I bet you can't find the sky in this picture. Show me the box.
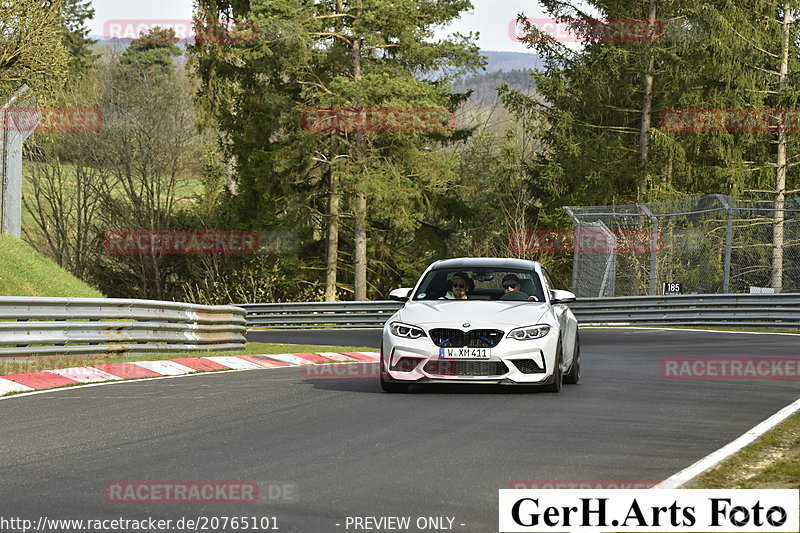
[88,0,548,53]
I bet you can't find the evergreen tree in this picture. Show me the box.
[191,0,483,299]
[507,0,708,208]
[62,0,97,79]
[118,28,182,74]
[508,0,799,290]
[697,1,800,291]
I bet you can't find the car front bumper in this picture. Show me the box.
[381,326,559,385]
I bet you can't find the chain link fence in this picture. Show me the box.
[564,194,800,296]
[1,85,40,238]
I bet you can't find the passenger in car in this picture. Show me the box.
[444,272,474,299]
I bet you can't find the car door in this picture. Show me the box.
[541,267,577,369]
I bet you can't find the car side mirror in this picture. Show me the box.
[388,288,412,302]
[550,289,576,304]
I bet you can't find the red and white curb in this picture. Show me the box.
[0,351,379,398]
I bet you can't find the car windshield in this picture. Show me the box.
[412,268,545,302]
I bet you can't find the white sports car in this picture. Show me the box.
[380,258,580,392]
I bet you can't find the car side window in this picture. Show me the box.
[527,274,546,302]
[541,267,557,291]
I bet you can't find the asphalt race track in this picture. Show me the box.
[1,328,799,532]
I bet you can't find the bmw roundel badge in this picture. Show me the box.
[462,323,470,328]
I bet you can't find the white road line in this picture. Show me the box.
[659,397,800,488]
[0,364,301,401]
[0,354,379,401]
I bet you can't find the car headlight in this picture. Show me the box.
[507,325,551,340]
[389,322,426,339]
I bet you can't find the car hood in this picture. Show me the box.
[396,300,549,327]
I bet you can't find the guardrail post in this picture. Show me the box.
[638,204,658,296]
[715,194,734,293]
[0,106,5,233]
[1,86,39,239]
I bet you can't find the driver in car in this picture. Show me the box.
[502,274,540,302]
[502,274,524,294]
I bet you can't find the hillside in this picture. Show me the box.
[480,51,542,72]
[0,234,103,297]
[90,38,542,74]
[453,69,536,106]
[451,68,539,135]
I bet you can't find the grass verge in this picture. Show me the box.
[0,234,103,297]
[686,410,800,489]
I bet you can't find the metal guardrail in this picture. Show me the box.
[0,297,247,358]
[243,301,402,329]
[241,294,800,330]
[567,293,800,328]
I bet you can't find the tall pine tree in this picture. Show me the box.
[62,0,97,80]
[698,1,800,290]
[191,0,482,299]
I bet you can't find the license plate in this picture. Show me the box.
[439,347,491,359]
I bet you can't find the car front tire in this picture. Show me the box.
[542,337,563,393]
[563,331,580,385]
